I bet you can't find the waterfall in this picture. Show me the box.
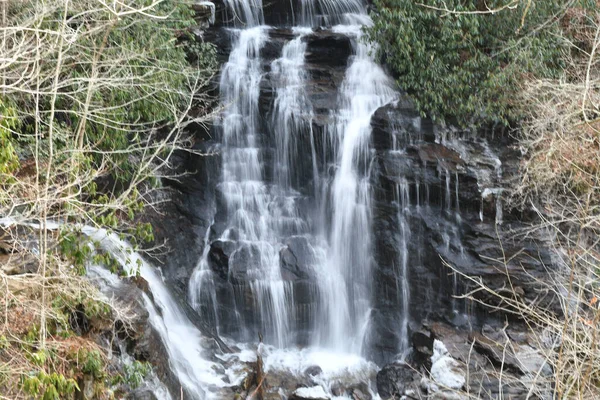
[395,180,411,354]
[223,0,264,26]
[183,0,419,377]
[217,25,297,347]
[187,0,403,354]
[189,220,223,333]
[318,20,397,351]
[298,0,365,27]
[270,27,314,190]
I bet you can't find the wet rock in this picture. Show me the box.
[350,387,369,400]
[264,367,312,393]
[412,328,434,366]
[147,145,220,293]
[376,362,420,399]
[127,390,158,400]
[280,236,313,280]
[417,143,464,171]
[207,239,236,279]
[305,31,352,67]
[304,366,323,377]
[229,244,261,282]
[347,383,372,400]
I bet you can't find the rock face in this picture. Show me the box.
[149,0,559,380]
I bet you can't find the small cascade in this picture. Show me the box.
[222,0,264,26]
[270,27,314,190]
[395,180,411,353]
[444,168,451,211]
[318,20,397,351]
[189,221,226,333]
[83,227,238,400]
[298,0,365,26]
[214,25,298,348]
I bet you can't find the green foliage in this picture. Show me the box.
[22,371,79,400]
[60,0,216,182]
[59,229,93,275]
[123,360,152,389]
[367,0,580,125]
[7,0,216,184]
[0,97,20,178]
[78,349,105,379]
[51,290,111,330]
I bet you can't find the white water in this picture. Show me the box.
[84,226,382,399]
[318,19,397,351]
[395,180,411,353]
[83,227,237,400]
[188,220,224,333]
[218,25,299,348]
[271,27,314,190]
[183,0,414,396]
[223,0,264,26]
[298,0,365,26]
[188,1,402,356]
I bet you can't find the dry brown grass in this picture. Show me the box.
[466,7,600,399]
[0,223,137,399]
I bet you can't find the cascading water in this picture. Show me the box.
[297,0,365,26]
[222,0,263,26]
[395,180,411,354]
[270,27,314,191]
[188,0,402,356]
[189,220,224,332]
[82,227,243,400]
[217,25,298,347]
[317,20,397,351]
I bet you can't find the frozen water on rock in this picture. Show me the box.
[294,386,330,399]
[429,340,465,391]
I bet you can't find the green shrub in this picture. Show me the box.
[366,0,586,126]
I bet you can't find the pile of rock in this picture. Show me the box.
[376,322,553,399]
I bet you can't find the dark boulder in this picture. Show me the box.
[229,244,261,282]
[304,366,323,377]
[280,236,314,280]
[305,30,352,67]
[376,362,420,399]
[207,239,236,279]
[411,328,434,367]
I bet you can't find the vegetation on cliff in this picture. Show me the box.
[367,0,595,126]
[0,0,215,398]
